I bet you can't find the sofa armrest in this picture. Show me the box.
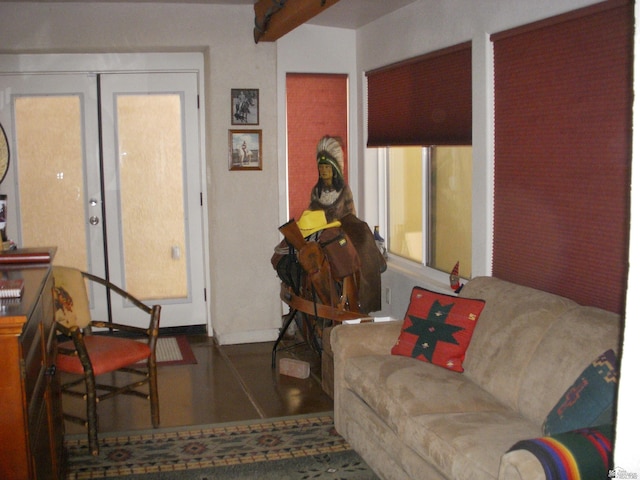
[498,450,545,480]
[498,425,613,480]
[331,320,403,360]
[331,320,403,434]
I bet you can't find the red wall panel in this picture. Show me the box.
[286,73,348,222]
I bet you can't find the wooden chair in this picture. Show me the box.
[52,266,161,456]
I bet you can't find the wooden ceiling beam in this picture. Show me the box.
[254,0,341,43]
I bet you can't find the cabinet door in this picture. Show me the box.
[25,288,53,479]
[0,334,31,479]
[26,271,62,480]
[0,269,60,479]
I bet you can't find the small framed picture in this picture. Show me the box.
[229,130,262,171]
[231,89,259,125]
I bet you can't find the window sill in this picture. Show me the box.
[385,254,462,295]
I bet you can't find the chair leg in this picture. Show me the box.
[149,357,160,428]
[84,370,100,456]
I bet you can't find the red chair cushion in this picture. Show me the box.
[57,336,152,376]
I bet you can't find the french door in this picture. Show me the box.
[0,68,207,329]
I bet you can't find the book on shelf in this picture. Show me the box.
[0,278,24,298]
[0,247,55,265]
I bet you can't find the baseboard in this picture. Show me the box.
[159,324,207,336]
[57,324,208,342]
[216,328,280,345]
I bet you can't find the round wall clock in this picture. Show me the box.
[0,123,9,185]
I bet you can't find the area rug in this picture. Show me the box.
[64,413,377,479]
[137,336,197,366]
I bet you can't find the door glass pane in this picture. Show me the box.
[15,96,88,270]
[116,94,187,300]
[388,147,423,262]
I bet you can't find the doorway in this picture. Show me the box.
[0,54,208,330]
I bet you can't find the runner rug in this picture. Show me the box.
[64,413,377,480]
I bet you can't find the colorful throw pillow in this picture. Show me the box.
[507,424,612,480]
[391,286,485,372]
[543,349,618,435]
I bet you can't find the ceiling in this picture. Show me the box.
[6,0,419,30]
[305,0,418,29]
[180,0,419,29]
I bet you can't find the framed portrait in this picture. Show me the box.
[231,89,259,125]
[229,130,262,171]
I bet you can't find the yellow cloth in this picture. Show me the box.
[52,266,91,329]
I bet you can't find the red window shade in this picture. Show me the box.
[492,0,632,313]
[366,42,472,147]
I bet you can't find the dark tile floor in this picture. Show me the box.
[62,333,333,436]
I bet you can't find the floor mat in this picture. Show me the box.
[138,336,197,366]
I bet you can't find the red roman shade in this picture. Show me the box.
[366,42,472,147]
[492,0,632,313]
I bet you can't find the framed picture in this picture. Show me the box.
[229,130,262,171]
[231,89,259,125]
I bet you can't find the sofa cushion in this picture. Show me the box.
[458,277,577,412]
[344,354,505,435]
[542,349,618,435]
[400,410,541,480]
[516,305,620,426]
[458,277,620,425]
[391,286,485,372]
[503,424,612,480]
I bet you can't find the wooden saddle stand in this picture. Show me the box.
[271,215,385,367]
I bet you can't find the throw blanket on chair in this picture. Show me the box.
[508,424,612,480]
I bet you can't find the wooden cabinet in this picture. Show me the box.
[0,266,64,479]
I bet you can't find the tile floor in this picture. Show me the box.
[62,333,333,436]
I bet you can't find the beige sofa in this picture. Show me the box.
[331,276,620,480]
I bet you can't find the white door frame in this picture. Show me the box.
[0,52,212,334]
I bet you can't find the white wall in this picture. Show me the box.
[614,1,640,472]
[0,2,283,344]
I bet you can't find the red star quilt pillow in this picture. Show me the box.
[391,286,485,372]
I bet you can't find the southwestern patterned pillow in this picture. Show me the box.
[543,349,618,435]
[391,286,485,372]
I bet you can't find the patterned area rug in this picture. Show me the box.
[64,413,377,479]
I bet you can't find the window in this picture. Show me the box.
[366,42,473,281]
[384,145,472,279]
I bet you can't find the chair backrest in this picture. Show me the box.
[52,266,91,329]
